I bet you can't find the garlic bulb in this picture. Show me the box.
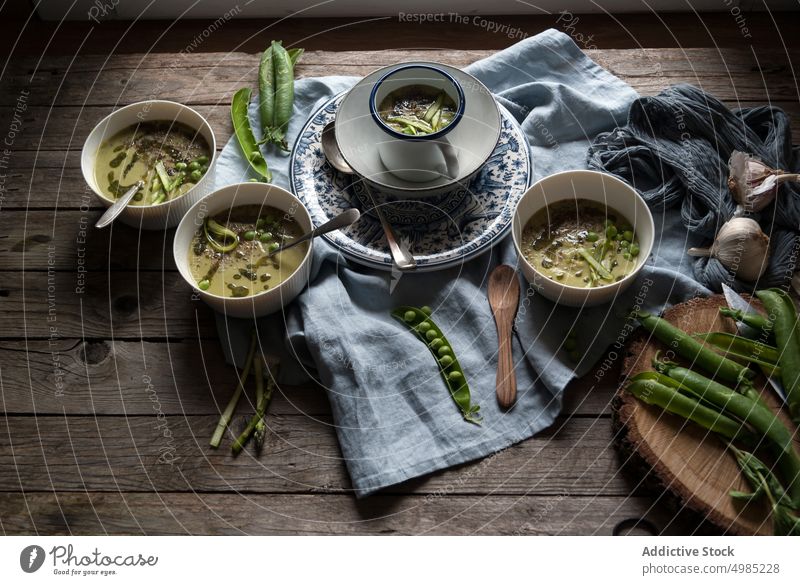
[687,217,770,282]
[728,150,800,214]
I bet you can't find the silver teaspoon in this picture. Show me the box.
[268,208,361,257]
[95,180,144,229]
[320,121,416,271]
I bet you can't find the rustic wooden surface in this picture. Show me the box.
[1,26,798,535]
[618,296,800,536]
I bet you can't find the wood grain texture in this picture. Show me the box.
[617,295,800,536]
[0,340,615,416]
[0,271,215,339]
[5,37,793,534]
[0,415,629,496]
[2,48,798,108]
[0,491,713,536]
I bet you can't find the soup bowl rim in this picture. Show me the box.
[82,99,217,209]
[511,169,655,302]
[173,182,313,303]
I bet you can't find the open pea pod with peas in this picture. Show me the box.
[391,306,482,425]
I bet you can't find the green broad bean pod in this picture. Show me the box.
[392,306,482,425]
[755,289,800,425]
[231,87,272,182]
[270,41,294,150]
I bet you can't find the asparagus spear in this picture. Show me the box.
[210,330,257,448]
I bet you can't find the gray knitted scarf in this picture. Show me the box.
[588,84,799,293]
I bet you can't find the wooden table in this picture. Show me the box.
[1,39,798,535]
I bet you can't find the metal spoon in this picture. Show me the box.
[488,264,521,409]
[267,208,361,257]
[95,180,144,229]
[321,121,416,271]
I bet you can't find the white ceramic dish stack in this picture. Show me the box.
[335,62,502,199]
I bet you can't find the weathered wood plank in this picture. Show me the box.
[0,271,215,339]
[0,340,616,417]
[0,415,629,496]
[0,339,329,417]
[1,210,180,271]
[4,47,795,79]
[2,48,797,106]
[0,492,712,535]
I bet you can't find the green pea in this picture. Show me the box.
[188,161,201,171]
[585,231,599,242]
[133,192,144,201]
[198,279,210,291]
[190,170,203,182]
[268,242,280,253]
[201,165,209,173]
[256,218,266,229]
[259,233,272,243]
[629,244,640,257]
[425,329,438,342]
[248,178,260,182]
[619,240,629,248]
[243,231,256,241]
[448,371,463,383]
[430,338,444,350]
[606,225,618,238]
[623,230,633,242]
[439,355,454,367]
[564,338,577,352]
[403,310,416,323]
[418,322,431,333]
[623,252,633,261]
[438,346,452,357]
[420,306,432,316]
[196,155,209,165]
[175,162,187,171]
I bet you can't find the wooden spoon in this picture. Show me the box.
[488,264,521,409]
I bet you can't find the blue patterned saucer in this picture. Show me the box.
[289,93,531,272]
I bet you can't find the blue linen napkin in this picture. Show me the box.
[212,29,710,496]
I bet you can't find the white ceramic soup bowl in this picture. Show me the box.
[173,183,313,319]
[81,100,217,230]
[512,170,654,307]
[335,61,501,199]
[369,64,465,183]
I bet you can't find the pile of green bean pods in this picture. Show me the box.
[392,306,482,425]
[230,41,304,182]
[629,295,800,535]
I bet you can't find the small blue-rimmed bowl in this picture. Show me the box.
[369,64,466,183]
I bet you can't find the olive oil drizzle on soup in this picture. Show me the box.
[94,121,211,205]
[189,205,308,298]
[520,199,641,288]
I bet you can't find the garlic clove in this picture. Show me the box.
[727,150,800,214]
[687,217,770,282]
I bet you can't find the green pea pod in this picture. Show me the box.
[392,306,482,425]
[231,87,271,182]
[755,289,800,425]
[258,44,275,136]
[287,47,304,68]
[270,41,294,151]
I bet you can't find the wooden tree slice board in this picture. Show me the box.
[617,295,799,536]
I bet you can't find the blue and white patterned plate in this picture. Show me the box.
[290,93,531,272]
